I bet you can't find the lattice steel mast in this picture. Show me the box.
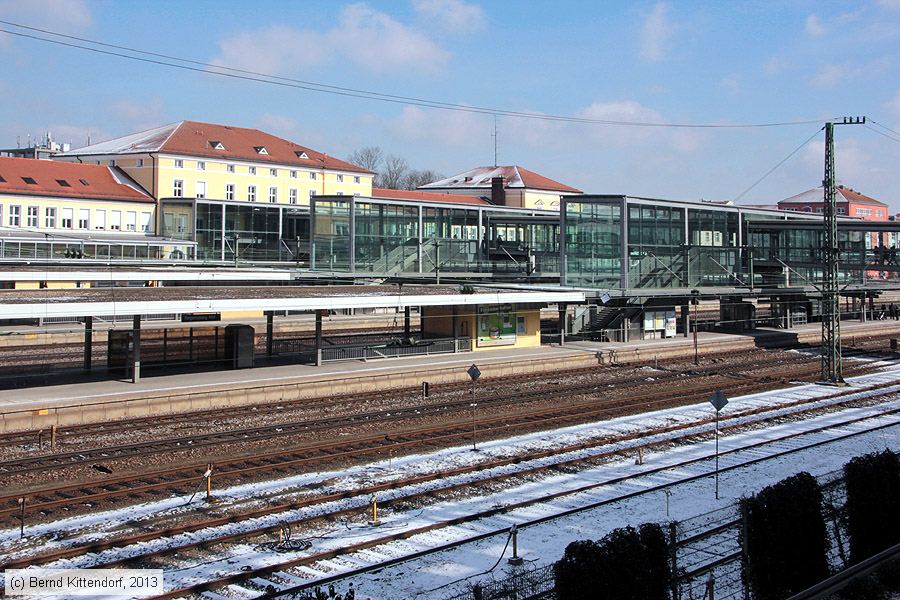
[821,116,865,384]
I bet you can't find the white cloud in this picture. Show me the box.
[111,98,166,131]
[213,3,449,76]
[388,105,490,147]
[412,0,485,33]
[49,124,110,148]
[639,3,674,62]
[805,14,827,36]
[0,0,91,49]
[801,137,870,184]
[763,56,789,75]
[887,89,900,113]
[811,63,846,88]
[721,76,740,95]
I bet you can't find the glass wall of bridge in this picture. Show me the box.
[562,198,623,288]
[627,203,686,288]
[422,206,479,273]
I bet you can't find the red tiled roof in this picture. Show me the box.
[420,165,581,193]
[371,188,489,205]
[163,121,373,174]
[514,166,582,193]
[837,185,887,207]
[0,157,153,202]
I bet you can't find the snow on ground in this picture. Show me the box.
[1,358,899,599]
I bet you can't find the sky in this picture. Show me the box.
[1,0,899,209]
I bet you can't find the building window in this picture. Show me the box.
[77,209,90,229]
[56,179,71,187]
[79,178,89,186]
[309,189,317,198]
[95,209,106,230]
[174,159,184,168]
[22,177,36,185]
[354,176,360,184]
[45,207,56,228]
[269,186,278,203]
[197,161,206,171]
[61,207,74,229]
[290,170,297,178]
[126,211,137,232]
[26,206,38,227]
[249,166,257,175]
[255,146,268,155]
[227,164,235,173]
[248,185,257,202]
[110,210,121,230]
[225,183,235,201]
[337,174,344,182]
[837,207,846,215]
[196,181,207,199]
[173,179,184,197]
[270,168,278,177]
[140,212,152,233]
[289,189,298,204]
[310,172,317,180]
[137,158,144,167]
[108,159,116,167]
[336,191,344,196]
[8,205,21,227]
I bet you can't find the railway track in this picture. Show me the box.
[1,341,886,453]
[3,379,896,598]
[0,357,883,528]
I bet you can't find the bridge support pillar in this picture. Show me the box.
[266,312,274,357]
[315,310,323,366]
[131,315,141,384]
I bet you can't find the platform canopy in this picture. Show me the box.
[0,285,585,319]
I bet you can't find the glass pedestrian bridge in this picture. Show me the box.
[561,195,900,292]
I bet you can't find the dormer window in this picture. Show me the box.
[22,177,37,185]
[210,141,226,150]
[0,175,5,183]
[295,151,309,159]
[79,179,89,186]
[255,146,269,155]
[56,179,71,187]
[464,177,472,182]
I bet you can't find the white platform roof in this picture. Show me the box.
[0,288,585,320]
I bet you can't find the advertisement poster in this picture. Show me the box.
[477,306,517,347]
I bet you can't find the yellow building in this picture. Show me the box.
[55,121,374,262]
[418,165,581,210]
[0,156,193,275]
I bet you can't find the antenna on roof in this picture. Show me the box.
[492,114,498,167]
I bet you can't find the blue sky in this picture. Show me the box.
[1,0,899,208]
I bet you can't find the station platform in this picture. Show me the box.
[1,319,899,433]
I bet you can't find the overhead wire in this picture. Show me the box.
[731,127,824,202]
[0,20,827,129]
[869,119,900,139]
[864,123,900,145]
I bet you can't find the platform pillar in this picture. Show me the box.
[681,305,689,338]
[131,315,141,384]
[558,303,566,346]
[315,310,323,366]
[266,312,274,357]
[404,306,411,338]
[452,305,459,352]
[83,316,93,371]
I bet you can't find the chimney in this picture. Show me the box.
[491,176,506,206]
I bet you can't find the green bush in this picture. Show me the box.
[843,450,900,563]
[554,523,671,600]
[740,472,830,600]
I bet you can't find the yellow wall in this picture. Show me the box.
[153,155,373,206]
[421,305,541,352]
[0,193,156,235]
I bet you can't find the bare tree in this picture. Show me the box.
[378,155,409,189]
[402,169,444,190]
[346,146,383,173]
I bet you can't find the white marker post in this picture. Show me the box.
[709,390,728,500]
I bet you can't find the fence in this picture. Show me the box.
[320,336,470,362]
